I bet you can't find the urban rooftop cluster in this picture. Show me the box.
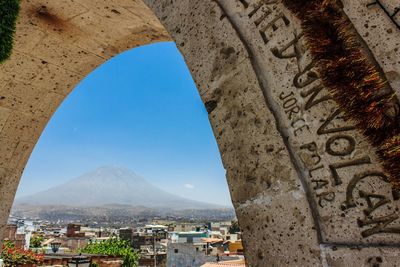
[1,217,245,267]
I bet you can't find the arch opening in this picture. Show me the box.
[8,42,240,267]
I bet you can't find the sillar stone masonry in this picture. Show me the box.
[0,0,399,266]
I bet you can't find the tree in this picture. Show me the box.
[229,220,241,234]
[79,238,139,267]
[30,235,44,248]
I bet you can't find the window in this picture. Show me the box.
[174,249,179,253]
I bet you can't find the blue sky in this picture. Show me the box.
[16,42,232,207]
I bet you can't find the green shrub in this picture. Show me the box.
[79,238,139,267]
[0,0,20,63]
[29,235,44,248]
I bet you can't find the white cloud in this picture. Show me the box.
[184,183,195,189]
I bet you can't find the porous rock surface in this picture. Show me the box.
[0,0,400,266]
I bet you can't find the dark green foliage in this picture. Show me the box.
[30,235,44,248]
[0,0,20,63]
[229,220,241,234]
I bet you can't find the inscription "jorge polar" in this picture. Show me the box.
[233,0,400,243]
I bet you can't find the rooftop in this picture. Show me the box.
[201,259,246,267]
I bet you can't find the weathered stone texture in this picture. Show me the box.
[0,0,400,266]
[342,0,400,96]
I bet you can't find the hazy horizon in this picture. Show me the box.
[16,165,231,206]
[15,42,233,207]
[16,165,231,209]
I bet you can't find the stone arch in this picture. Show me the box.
[1,0,400,266]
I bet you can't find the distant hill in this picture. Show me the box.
[11,203,235,224]
[15,166,224,210]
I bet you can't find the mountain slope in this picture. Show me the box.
[16,166,221,209]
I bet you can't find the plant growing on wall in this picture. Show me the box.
[79,238,139,267]
[282,0,400,188]
[0,0,20,63]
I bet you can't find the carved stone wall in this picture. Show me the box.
[0,0,399,266]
